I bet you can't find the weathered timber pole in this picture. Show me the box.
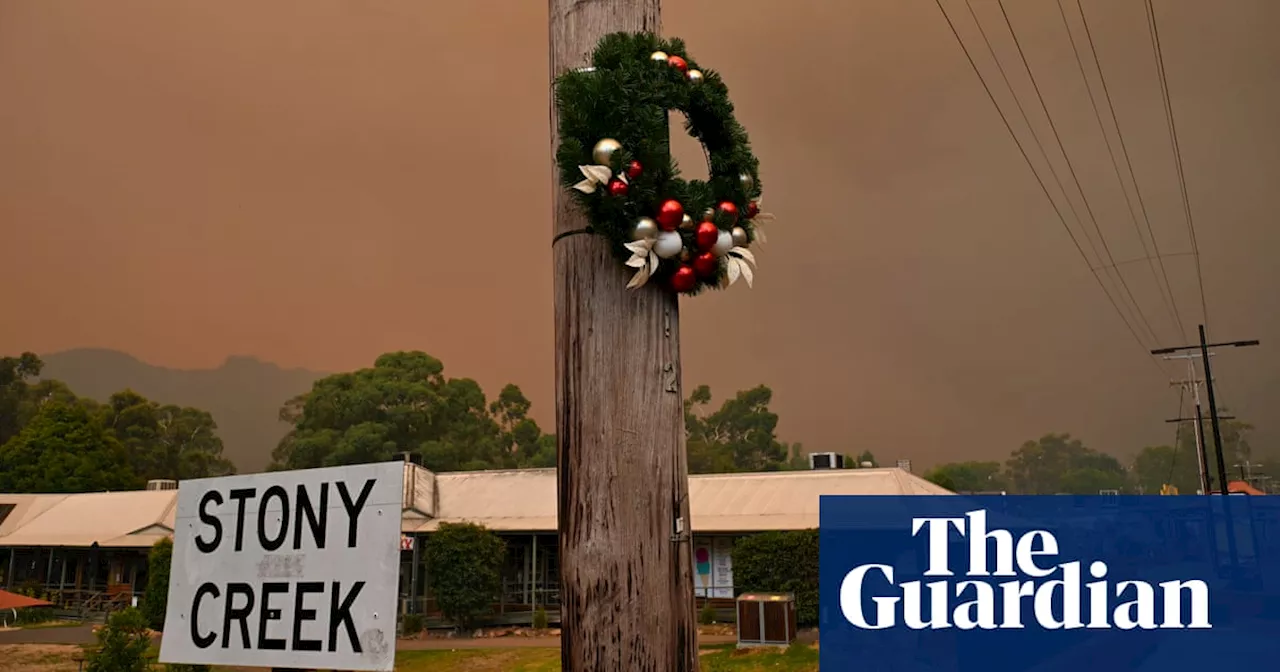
[549,1,699,671]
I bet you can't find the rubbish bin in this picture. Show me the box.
[735,592,796,647]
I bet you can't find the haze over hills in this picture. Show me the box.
[40,348,327,472]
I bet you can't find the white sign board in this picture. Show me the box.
[159,462,403,671]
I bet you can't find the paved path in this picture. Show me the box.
[0,623,95,645]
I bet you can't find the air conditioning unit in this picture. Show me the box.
[146,479,179,491]
[808,452,844,470]
[896,459,912,473]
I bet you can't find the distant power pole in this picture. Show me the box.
[1152,326,1260,497]
[1153,325,1258,575]
[549,1,698,671]
[1162,352,1214,494]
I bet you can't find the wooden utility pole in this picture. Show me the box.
[549,1,698,671]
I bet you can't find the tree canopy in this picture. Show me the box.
[1130,411,1261,494]
[0,352,235,493]
[685,384,793,474]
[269,351,553,472]
[923,460,1006,493]
[0,399,141,493]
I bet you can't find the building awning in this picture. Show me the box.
[0,589,52,610]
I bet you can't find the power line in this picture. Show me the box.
[994,0,1164,350]
[960,0,1087,247]
[933,0,1166,373]
[1145,0,1210,328]
[1059,0,1185,343]
[1075,0,1188,344]
[1093,250,1196,274]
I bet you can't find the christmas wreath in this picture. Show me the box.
[554,32,770,295]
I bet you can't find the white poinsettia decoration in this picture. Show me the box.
[722,246,756,288]
[749,196,772,244]
[572,164,627,194]
[623,239,661,289]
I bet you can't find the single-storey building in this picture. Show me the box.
[0,464,951,623]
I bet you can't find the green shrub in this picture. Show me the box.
[15,606,57,625]
[731,529,819,626]
[423,522,507,630]
[532,606,549,630]
[141,537,173,631]
[400,612,424,635]
[86,607,152,672]
[164,665,210,672]
[699,601,716,625]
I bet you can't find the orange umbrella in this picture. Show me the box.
[0,589,52,610]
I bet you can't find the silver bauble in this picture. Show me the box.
[650,51,669,63]
[631,217,659,241]
[686,69,705,85]
[592,138,623,166]
[739,173,755,192]
[731,226,749,247]
[701,208,715,223]
[679,214,695,231]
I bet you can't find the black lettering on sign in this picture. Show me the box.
[294,483,328,551]
[228,488,256,552]
[221,582,255,649]
[257,582,289,650]
[292,581,324,652]
[195,491,223,553]
[257,486,290,552]
[328,581,365,653]
[190,582,219,649]
[337,479,376,548]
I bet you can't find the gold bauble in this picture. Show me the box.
[731,226,749,247]
[592,138,623,166]
[631,217,659,241]
[650,51,669,63]
[739,173,755,192]
[679,214,695,231]
[686,69,704,85]
[701,208,716,223]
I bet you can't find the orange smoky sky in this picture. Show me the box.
[1,0,1277,467]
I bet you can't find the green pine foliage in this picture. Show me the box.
[732,530,819,626]
[554,32,762,295]
[423,522,507,630]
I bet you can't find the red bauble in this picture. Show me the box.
[625,160,643,179]
[693,252,719,278]
[667,55,689,73]
[607,179,629,197]
[717,201,739,225]
[656,199,685,231]
[695,222,720,252]
[670,265,697,292]
[745,200,759,218]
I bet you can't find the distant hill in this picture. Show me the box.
[40,349,326,473]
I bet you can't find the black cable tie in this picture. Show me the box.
[552,227,595,247]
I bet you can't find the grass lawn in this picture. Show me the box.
[0,641,819,671]
[19,621,82,630]
[387,643,817,672]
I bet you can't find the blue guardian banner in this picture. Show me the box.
[819,495,1280,671]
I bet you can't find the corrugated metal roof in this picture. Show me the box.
[0,490,178,547]
[0,466,951,546]
[413,467,952,532]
